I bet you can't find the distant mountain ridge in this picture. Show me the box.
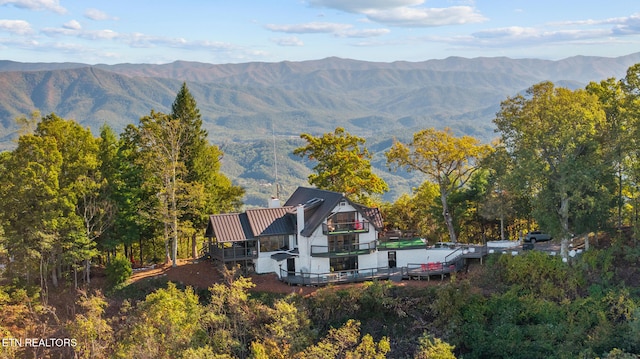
[1,53,640,204]
[2,53,640,142]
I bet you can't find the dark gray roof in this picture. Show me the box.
[284,187,345,237]
[270,249,299,261]
[207,187,384,242]
[246,207,296,236]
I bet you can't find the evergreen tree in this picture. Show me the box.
[171,83,243,257]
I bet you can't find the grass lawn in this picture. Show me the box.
[378,238,426,250]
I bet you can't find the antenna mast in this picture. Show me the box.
[272,124,280,199]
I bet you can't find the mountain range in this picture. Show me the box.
[1,53,640,205]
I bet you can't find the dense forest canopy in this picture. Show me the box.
[0,65,640,358]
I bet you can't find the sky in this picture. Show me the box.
[1,0,639,65]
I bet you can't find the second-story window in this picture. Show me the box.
[327,212,357,232]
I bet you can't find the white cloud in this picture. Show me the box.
[42,25,120,41]
[0,0,66,14]
[542,13,640,37]
[265,21,389,38]
[0,19,33,35]
[409,11,640,53]
[84,8,118,21]
[82,29,119,41]
[62,20,81,30]
[364,5,486,27]
[39,22,242,54]
[308,0,486,27]
[308,0,423,13]
[265,22,353,34]
[426,26,614,50]
[272,36,304,47]
[338,28,390,38]
[471,26,538,40]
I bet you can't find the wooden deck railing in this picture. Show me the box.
[209,245,258,262]
[279,266,395,286]
[322,221,370,235]
[310,240,377,257]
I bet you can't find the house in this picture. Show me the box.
[205,187,484,284]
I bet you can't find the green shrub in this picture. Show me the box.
[106,256,132,287]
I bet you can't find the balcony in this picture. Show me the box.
[209,243,258,262]
[322,221,370,235]
[310,240,377,257]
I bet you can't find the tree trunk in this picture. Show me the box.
[618,167,623,229]
[40,257,48,305]
[440,186,457,243]
[171,160,178,267]
[84,258,90,285]
[139,237,144,267]
[164,222,171,264]
[559,193,570,258]
[192,233,197,259]
[51,259,58,288]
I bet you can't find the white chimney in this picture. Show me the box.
[268,196,281,208]
[296,204,305,235]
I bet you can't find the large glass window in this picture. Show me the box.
[328,234,356,252]
[327,211,357,232]
[259,235,289,252]
[330,256,358,271]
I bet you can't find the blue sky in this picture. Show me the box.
[1,0,639,64]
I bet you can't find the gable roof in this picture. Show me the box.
[283,187,384,237]
[245,207,296,237]
[207,187,385,242]
[205,213,252,242]
[284,187,345,237]
[206,207,296,242]
[354,204,384,230]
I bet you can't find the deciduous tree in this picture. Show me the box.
[294,127,388,205]
[138,110,191,267]
[115,282,204,359]
[386,128,492,243]
[494,82,610,255]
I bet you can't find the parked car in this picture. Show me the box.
[524,231,552,243]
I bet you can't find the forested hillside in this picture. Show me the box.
[2,54,640,204]
[1,60,640,358]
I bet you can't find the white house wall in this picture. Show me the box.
[255,254,279,275]
[358,252,378,270]
[255,234,295,275]
[378,248,457,268]
[296,234,330,275]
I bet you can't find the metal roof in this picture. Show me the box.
[207,187,384,242]
[205,213,253,242]
[354,204,384,230]
[245,207,296,237]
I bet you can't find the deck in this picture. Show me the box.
[278,241,492,286]
[279,267,395,286]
